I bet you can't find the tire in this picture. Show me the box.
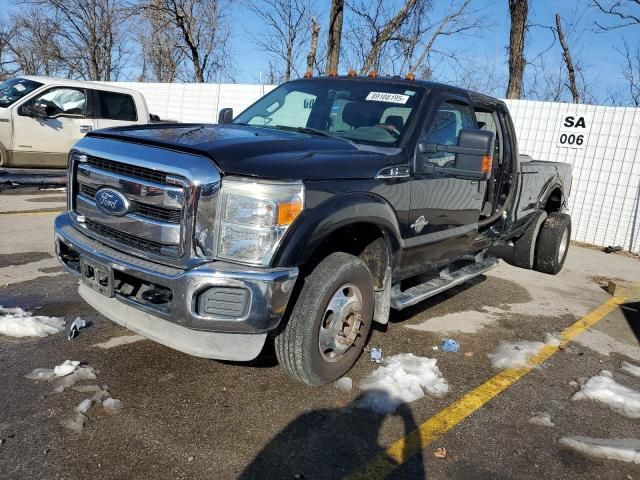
[275,252,374,385]
[511,211,548,269]
[534,212,571,275]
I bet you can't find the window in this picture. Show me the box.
[97,91,137,121]
[423,101,475,167]
[475,109,501,163]
[30,88,86,117]
[233,79,424,147]
[246,91,315,128]
[0,78,43,108]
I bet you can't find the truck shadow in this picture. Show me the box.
[238,390,426,479]
[621,301,640,344]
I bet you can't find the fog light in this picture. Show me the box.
[197,287,250,319]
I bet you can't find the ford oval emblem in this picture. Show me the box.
[95,188,130,217]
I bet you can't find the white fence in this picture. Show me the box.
[110,82,640,254]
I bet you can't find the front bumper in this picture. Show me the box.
[54,213,298,360]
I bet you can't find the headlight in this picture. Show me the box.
[215,177,304,266]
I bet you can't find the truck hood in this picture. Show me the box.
[86,123,405,180]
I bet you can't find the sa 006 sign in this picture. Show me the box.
[557,115,589,150]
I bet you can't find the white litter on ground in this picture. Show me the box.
[24,368,56,381]
[102,398,123,414]
[75,399,93,414]
[572,370,640,418]
[487,334,562,370]
[621,361,640,378]
[93,335,145,349]
[0,306,65,338]
[54,360,80,377]
[559,436,640,464]
[528,412,555,427]
[357,353,448,414]
[61,413,87,433]
[335,377,353,391]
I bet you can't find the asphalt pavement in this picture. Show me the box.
[0,190,639,480]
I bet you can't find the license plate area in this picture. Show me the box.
[80,257,114,297]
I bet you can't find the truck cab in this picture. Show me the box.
[0,76,151,169]
[54,76,572,385]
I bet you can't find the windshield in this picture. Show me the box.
[0,78,43,108]
[233,79,425,147]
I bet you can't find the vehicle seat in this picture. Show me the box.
[384,115,404,131]
[342,102,382,128]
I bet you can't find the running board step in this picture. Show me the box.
[391,256,499,310]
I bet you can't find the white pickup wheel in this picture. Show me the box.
[534,212,572,275]
[274,252,374,385]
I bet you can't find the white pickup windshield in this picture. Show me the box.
[0,78,43,108]
[234,79,424,147]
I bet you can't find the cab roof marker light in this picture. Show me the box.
[405,72,416,81]
[368,70,378,78]
[304,69,313,78]
[328,70,338,77]
[347,69,357,77]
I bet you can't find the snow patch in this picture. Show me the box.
[335,377,353,391]
[572,370,640,418]
[621,361,640,378]
[54,360,80,377]
[488,334,561,370]
[61,413,87,433]
[102,397,123,414]
[0,306,65,338]
[357,353,448,414]
[559,436,640,464]
[528,412,555,427]
[93,335,145,349]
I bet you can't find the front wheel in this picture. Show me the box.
[275,252,374,385]
[534,212,571,275]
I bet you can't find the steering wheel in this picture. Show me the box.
[374,123,401,138]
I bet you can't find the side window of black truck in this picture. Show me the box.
[423,101,475,167]
[97,91,137,121]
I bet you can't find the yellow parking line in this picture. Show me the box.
[0,210,63,216]
[349,295,628,479]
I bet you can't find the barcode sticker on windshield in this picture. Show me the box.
[366,92,409,104]
[14,83,26,92]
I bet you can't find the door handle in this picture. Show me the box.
[79,125,92,133]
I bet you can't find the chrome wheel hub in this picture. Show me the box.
[319,283,364,362]
[558,228,569,262]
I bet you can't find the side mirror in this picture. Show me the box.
[22,104,47,118]
[454,129,494,180]
[218,107,233,124]
[417,129,494,180]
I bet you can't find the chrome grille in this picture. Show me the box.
[79,184,182,224]
[85,219,168,254]
[69,140,220,268]
[86,156,169,184]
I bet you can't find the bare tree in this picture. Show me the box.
[406,0,480,75]
[140,0,231,83]
[617,40,640,106]
[506,0,528,99]
[555,13,580,103]
[0,23,14,79]
[348,0,422,75]
[592,0,640,30]
[21,0,130,81]
[306,17,321,72]
[247,0,310,82]
[138,0,183,82]
[325,0,344,74]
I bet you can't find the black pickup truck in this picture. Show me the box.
[54,76,572,385]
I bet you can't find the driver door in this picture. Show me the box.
[11,86,94,168]
[404,98,486,271]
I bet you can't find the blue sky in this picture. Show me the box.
[2,0,638,103]
[229,0,639,103]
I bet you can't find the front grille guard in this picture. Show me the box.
[67,146,221,269]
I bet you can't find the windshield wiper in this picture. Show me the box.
[272,125,357,146]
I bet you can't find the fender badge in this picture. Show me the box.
[411,216,428,234]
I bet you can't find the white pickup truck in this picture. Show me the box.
[0,76,154,169]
